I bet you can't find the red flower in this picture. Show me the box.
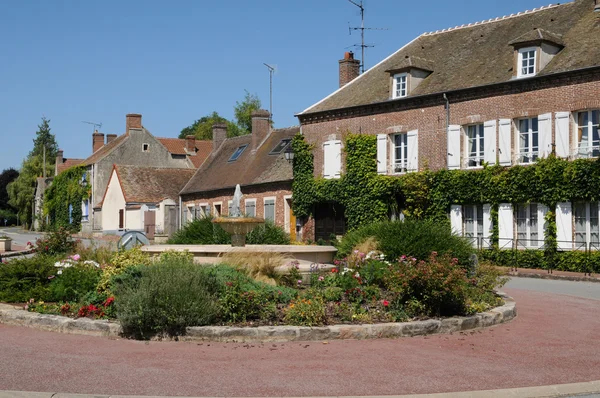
[382,300,390,307]
[331,268,338,273]
[103,297,114,307]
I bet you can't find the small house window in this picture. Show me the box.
[393,133,408,173]
[245,199,256,217]
[264,198,275,222]
[392,73,408,98]
[574,202,600,247]
[142,143,149,152]
[463,204,484,242]
[229,144,248,162]
[516,203,539,248]
[577,110,600,158]
[518,47,537,78]
[269,139,291,155]
[518,117,539,164]
[466,124,484,168]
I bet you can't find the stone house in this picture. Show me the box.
[296,0,600,245]
[180,110,300,240]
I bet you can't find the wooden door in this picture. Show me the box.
[286,198,296,241]
[118,209,124,229]
[314,202,346,242]
[144,211,156,239]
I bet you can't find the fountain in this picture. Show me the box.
[212,184,264,247]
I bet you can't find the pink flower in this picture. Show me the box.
[71,254,81,261]
[318,276,325,282]
[297,279,303,285]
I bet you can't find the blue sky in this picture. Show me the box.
[0,0,552,171]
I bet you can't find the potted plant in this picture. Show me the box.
[0,236,12,252]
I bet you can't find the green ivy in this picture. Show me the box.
[291,133,600,256]
[44,166,90,232]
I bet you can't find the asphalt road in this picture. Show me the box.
[505,277,600,300]
[0,278,600,397]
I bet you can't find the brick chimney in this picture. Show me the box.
[55,149,63,175]
[106,134,117,144]
[185,135,196,153]
[339,51,360,88]
[126,113,142,133]
[92,131,105,153]
[212,123,227,153]
[251,109,271,151]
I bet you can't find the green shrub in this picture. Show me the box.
[0,255,56,302]
[480,249,600,273]
[168,217,230,244]
[34,227,76,255]
[246,221,290,245]
[220,279,277,323]
[48,263,101,302]
[97,247,151,293]
[337,219,475,266]
[283,297,327,326]
[113,257,220,339]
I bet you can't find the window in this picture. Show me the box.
[323,140,342,179]
[198,204,210,218]
[518,47,536,78]
[392,73,407,98]
[213,203,222,217]
[264,198,275,222]
[186,205,194,222]
[463,205,484,242]
[229,144,248,162]
[574,202,599,247]
[142,143,149,152]
[393,133,408,173]
[466,124,484,168]
[516,203,540,247]
[228,200,233,216]
[82,199,89,222]
[518,117,539,164]
[269,139,291,155]
[577,110,600,158]
[245,199,256,217]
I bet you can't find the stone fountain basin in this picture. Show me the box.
[212,217,265,235]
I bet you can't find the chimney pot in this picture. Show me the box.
[339,52,361,88]
[251,109,271,151]
[126,113,142,133]
[212,124,227,153]
[92,131,105,153]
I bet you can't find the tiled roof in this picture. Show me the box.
[82,134,128,166]
[180,127,299,195]
[300,0,599,115]
[56,158,84,174]
[113,165,196,204]
[157,138,213,168]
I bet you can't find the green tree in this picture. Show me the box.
[178,111,241,140]
[234,90,262,134]
[0,168,19,210]
[7,117,58,228]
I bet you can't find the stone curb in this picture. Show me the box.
[0,293,515,342]
[1,379,599,397]
[509,271,600,284]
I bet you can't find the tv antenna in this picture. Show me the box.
[263,63,276,122]
[82,120,102,132]
[347,0,388,73]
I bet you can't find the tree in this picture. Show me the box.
[8,117,58,228]
[178,111,241,140]
[234,90,262,134]
[0,168,19,210]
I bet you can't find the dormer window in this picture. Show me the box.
[518,47,537,78]
[393,73,408,98]
[228,144,248,162]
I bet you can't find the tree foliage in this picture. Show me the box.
[234,90,261,134]
[30,117,58,160]
[44,165,90,231]
[0,168,19,210]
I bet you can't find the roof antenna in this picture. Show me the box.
[263,63,276,123]
[82,120,102,132]
[347,0,388,73]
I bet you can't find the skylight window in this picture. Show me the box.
[228,144,248,162]
[269,139,291,155]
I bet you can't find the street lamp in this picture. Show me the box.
[284,145,294,163]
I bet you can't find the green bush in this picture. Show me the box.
[480,249,600,273]
[97,247,151,293]
[0,255,56,302]
[246,221,290,245]
[167,217,230,244]
[337,219,475,266]
[48,264,101,302]
[220,279,277,323]
[34,227,76,255]
[283,297,327,326]
[113,257,220,339]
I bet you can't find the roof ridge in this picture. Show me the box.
[422,3,564,37]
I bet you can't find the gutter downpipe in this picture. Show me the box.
[178,195,182,232]
[443,93,450,136]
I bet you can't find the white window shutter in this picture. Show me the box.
[555,112,570,158]
[407,129,419,172]
[498,203,514,249]
[377,134,388,174]
[538,204,548,247]
[538,113,552,158]
[450,205,463,235]
[323,141,332,178]
[556,202,573,250]
[447,125,461,170]
[498,119,512,166]
[332,140,342,178]
[483,204,492,248]
[483,120,497,165]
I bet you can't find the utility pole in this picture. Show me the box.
[42,145,46,178]
[263,63,275,122]
[347,0,387,73]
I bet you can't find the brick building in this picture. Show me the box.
[296,0,600,245]
[180,111,300,240]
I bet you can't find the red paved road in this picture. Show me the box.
[1,288,599,397]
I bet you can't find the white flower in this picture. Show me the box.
[355,272,360,278]
[57,270,62,275]
[54,262,63,267]
[83,260,100,268]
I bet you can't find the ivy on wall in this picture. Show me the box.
[291,132,600,253]
[44,166,90,232]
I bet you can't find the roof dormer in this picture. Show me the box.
[386,56,433,99]
[509,28,564,78]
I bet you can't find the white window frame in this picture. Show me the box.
[142,143,150,152]
[198,203,210,218]
[463,204,484,242]
[244,198,256,217]
[573,202,600,249]
[81,199,89,222]
[263,197,276,222]
[213,201,222,217]
[465,124,484,168]
[392,73,408,99]
[576,110,600,159]
[392,133,408,174]
[186,205,194,222]
[515,203,540,248]
[517,117,539,164]
[517,47,537,78]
